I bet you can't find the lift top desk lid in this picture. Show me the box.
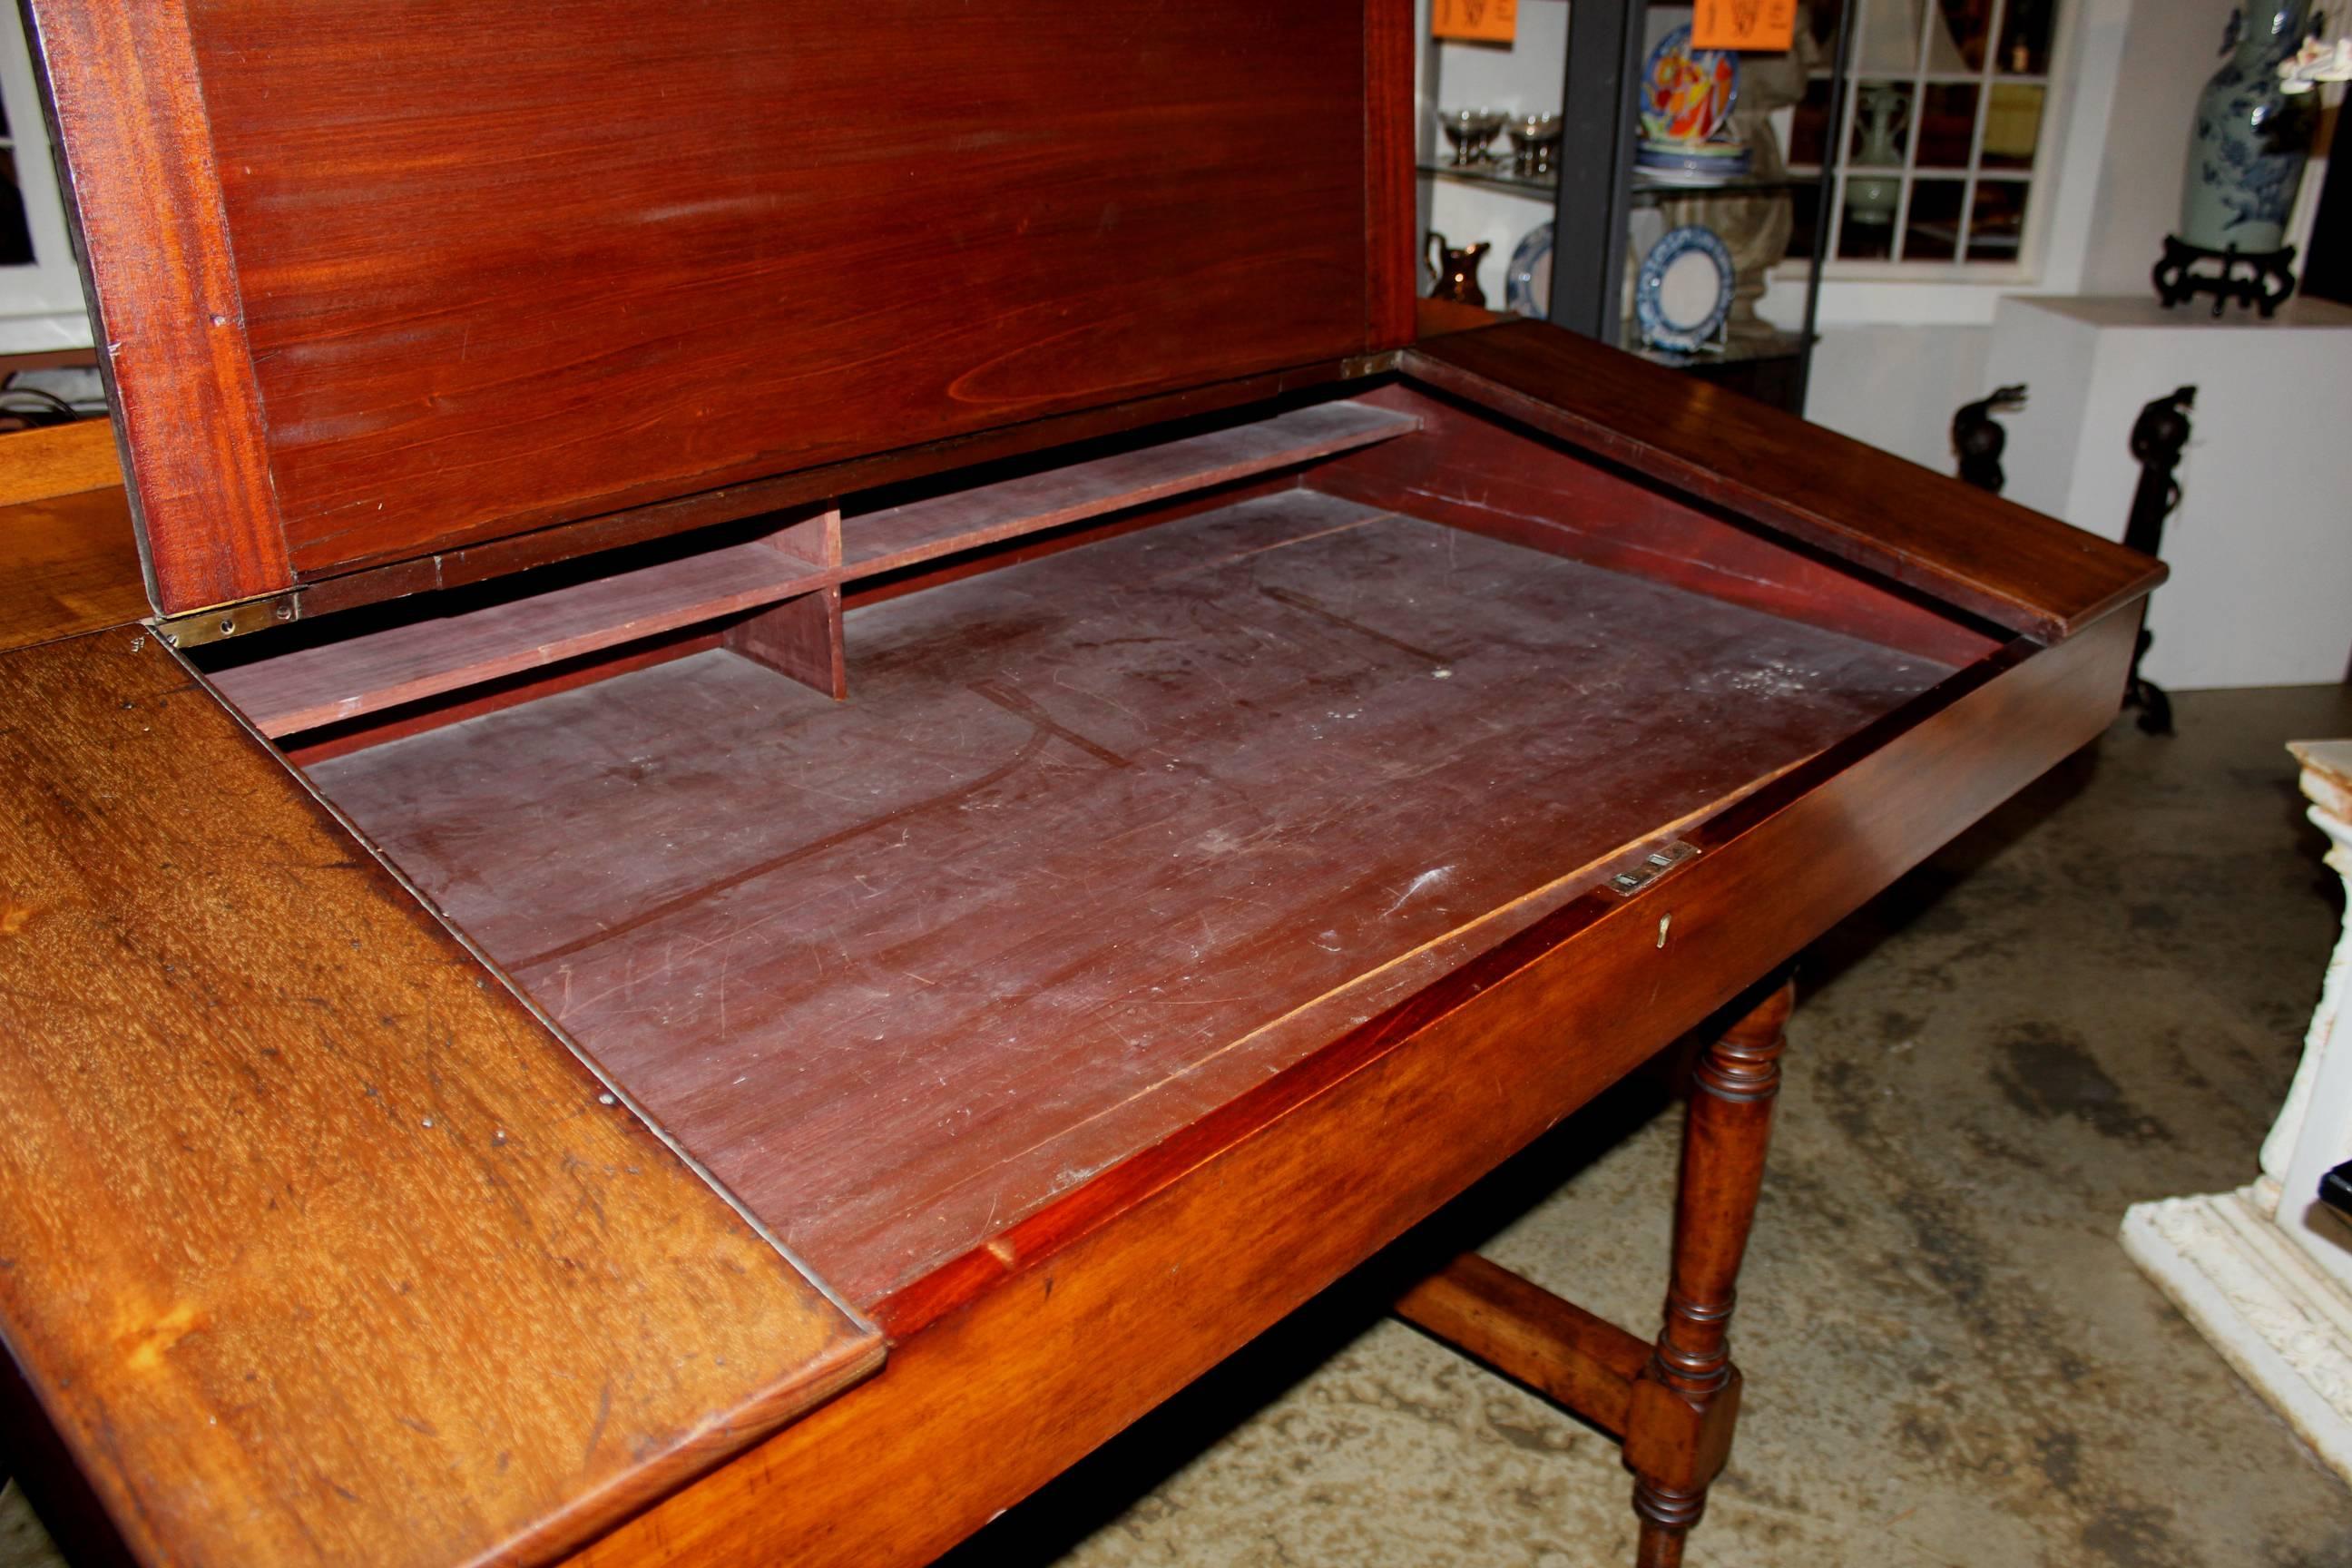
[29,0,1416,619]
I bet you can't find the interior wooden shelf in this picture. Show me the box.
[210,541,832,737]
[840,399,1418,574]
[209,399,1418,739]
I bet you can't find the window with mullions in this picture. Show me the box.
[1784,0,2060,271]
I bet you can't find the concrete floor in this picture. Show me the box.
[8,685,2352,1567]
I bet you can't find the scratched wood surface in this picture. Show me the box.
[1405,322,2164,642]
[32,0,1405,612]
[311,491,1952,1306]
[0,631,879,1568]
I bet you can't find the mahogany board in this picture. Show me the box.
[33,0,1404,612]
[0,631,879,1568]
[308,491,1954,1306]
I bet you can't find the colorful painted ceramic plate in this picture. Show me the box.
[1505,221,1553,319]
[1634,225,1734,353]
[1640,25,1740,146]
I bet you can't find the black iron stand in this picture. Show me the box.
[2121,386,2196,736]
[1950,383,2028,495]
[2153,235,2298,318]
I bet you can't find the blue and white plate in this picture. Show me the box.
[1505,221,1552,319]
[1633,225,1734,354]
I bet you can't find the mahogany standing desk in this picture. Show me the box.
[0,5,2158,1565]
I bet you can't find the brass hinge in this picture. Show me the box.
[152,592,300,649]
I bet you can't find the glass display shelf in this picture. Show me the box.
[1417,161,1820,203]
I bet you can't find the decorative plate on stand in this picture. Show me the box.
[1505,222,1553,318]
[1634,225,1735,353]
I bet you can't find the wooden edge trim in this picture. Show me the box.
[1362,0,1416,349]
[568,612,2138,1568]
[1400,323,2167,642]
[24,0,288,613]
[1393,1253,1651,1437]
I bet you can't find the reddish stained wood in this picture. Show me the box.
[208,533,833,736]
[840,401,1417,573]
[564,611,2139,1568]
[37,0,1397,603]
[214,404,1407,740]
[727,588,847,700]
[280,626,728,767]
[24,0,286,613]
[287,359,1389,624]
[0,629,879,1568]
[1393,1253,1651,1436]
[309,491,1955,1308]
[1363,0,1417,348]
[1405,321,2165,641]
[1310,385,2000,666]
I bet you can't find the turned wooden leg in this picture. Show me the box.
[1624,976,1794,1568]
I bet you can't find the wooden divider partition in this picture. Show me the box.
[205,401,1421,740]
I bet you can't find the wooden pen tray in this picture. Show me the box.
[195,379,1999,1311]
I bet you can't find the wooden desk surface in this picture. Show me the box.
[0,630,879,1568]
[0,419,147,652]
[309,488,1953,1307]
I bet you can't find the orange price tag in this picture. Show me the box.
[1691,0,1798,52]
[1432,0,1516,44]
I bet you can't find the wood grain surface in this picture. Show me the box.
[563,609,2141,1568]
[0,421,147,653]
[1405,320,2166,641]
[1310,386,2001,666]
[32,0,1405,612]
[23,1,286,612]
[310,490,1955,1307]
[0,632,878,1568]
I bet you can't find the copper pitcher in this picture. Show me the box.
[1426,231,1491,309]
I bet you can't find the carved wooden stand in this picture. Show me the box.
[1396,978,1795,1566]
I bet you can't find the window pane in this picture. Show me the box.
[1902,177,1965,259]
[1933,0,1993,72]
[0,151,33,268]
[1916,83,1979,168]
[1998,0,2055,73]
[1848,81,1913,167]
[1966,180,2028,261]
[1790,75,1837,167]
[1838,173,1900,257]
[1981,83,2043,169]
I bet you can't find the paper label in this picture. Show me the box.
[1432,0,1516,44]
[1692,0,1798,52]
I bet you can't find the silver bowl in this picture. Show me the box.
[1437,107,1509,166]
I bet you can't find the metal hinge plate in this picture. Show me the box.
[1605,839,1699,897]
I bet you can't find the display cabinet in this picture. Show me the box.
[1417,0,1856,409]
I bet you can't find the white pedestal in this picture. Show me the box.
[1983,295,2352,691]
[2122,741,2352,1482]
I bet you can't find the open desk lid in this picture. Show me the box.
[29,1,1415,616]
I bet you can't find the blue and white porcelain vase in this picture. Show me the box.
[2180,0,2318,252]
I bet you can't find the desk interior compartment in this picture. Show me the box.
[196,385,2004,1311]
